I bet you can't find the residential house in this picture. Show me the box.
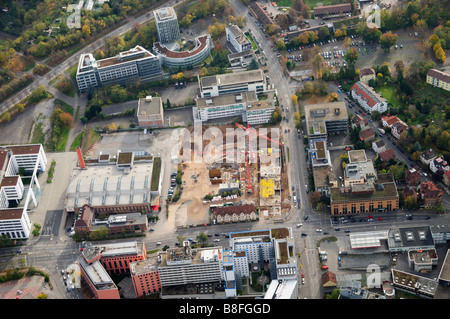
[351,81,388,114]
[359,68,376,84]
[420,149,438,166]
[379,149,396,162]
[430,156,450,174]
[359,127,375,143]
[380,115,401,128]
[426,69,450,92]
[391,121,408,140]
[321,271,337,294]
[372,139,387,154]
[405,168,421,186]
[351,114,368,129]
[420,181,443,209]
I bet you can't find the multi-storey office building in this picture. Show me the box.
[130,257,161,298]
[226,25,252,53]
[154,7,180,44]
[193,90,275,125]
[0,144,47,239]
[152,35,212,70]
[198,69,266,98]
[304,102,348,140]
[330,174,399,215]
[76,46,162,92]
[157,241,223,287]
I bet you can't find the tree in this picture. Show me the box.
[329,92,338,101]
[310,191,321,206]
[291,94,298,107]
[110,85,127,103]
[28,86,48,104]
[59,112,73,127]
[249,58,258,70]
[344,47,358,65]
[277,39,286,51]
[82,24,91,37]
[404,196,418,210]
[197,232,209,247]
[379,31,398,51]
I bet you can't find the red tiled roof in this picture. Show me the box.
[379,149,395,162]
[360,68,375,76]
[351,81,386,109]
[359,127,374,140]
[381,115,400,126]
[421,181,442,198]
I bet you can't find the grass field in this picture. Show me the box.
[55,125,70,151]
[70,131,84,151]
[245,33,258,51]
[378,86,401,108]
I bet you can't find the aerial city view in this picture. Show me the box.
[0,0,449,306]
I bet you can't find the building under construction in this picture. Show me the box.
[259,148,282,215]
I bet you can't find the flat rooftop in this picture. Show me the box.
[331,174,397,201]
[95,46,156,69]
[196,91,256,109]
[138,96,162,115]
[305,102,348,126]
[65,159,154,208]
[131,257,159,276]
[348,150,367,163]
[200,69,264,89]
[154,7,177,21]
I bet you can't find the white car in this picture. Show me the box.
[214,239,220,242]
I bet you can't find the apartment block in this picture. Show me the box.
[426,69,450,92]
[351,81,388,114]
[314,3,352,19]
[76,46,162,92]
[154,7,180,44]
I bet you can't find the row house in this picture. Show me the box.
[351,81,388,114]
[212,204,258,224]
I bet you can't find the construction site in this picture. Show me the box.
[171,123,291,227]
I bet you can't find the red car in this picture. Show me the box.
[377,217,383,221]
[322,265,329,270]
[367,215,373,218]
[302,273,305,278]
[361,112,366,116]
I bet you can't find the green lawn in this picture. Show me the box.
[274,0,343,8]
[56,125,70,151]
[31,122,45,145]
[245,33,258,51]
[54,99,74,115]
[378,86,401,108]
[70,131,84,151]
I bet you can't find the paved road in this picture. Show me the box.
[0,0,186,117]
